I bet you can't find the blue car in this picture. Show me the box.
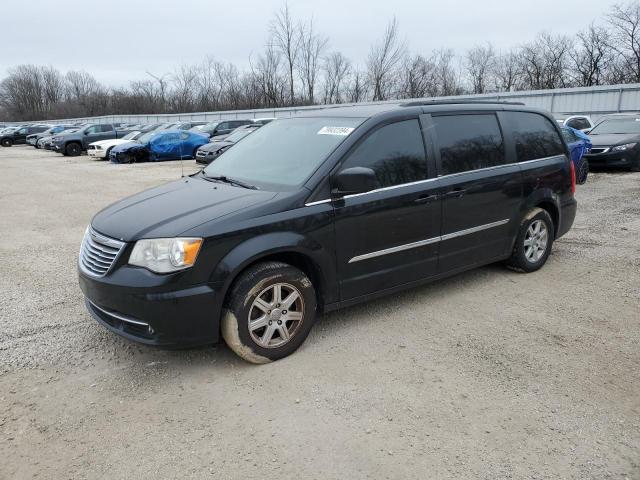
[109,130,209,163]
[561,126,592,184]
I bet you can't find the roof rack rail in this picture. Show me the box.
[401,99,525,107]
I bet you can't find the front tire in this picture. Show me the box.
[506,208,555,273]
[221,261,317,363]
[1,138,13,147]
[65,142,82,156]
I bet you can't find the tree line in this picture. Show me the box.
[2,2,640,121]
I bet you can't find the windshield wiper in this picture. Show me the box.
[202,174,258,190]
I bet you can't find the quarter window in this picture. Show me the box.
[340,119,428,188]
[433,114,505,175]
[505,112,565,162]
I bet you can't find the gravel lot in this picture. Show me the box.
[1,145,639,479]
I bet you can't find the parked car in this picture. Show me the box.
[87,131,143,160]
[51,123,129,156]
[78,101,577,363]
[1,124,50,147]
[171,121,208,131]
[196,124,261,165]
[583,114,640,171]
[109,130,209,163]
[561,126,592,184]
[27,125,75,148]
[192,119,254,139]
[39,128,79,150]
[252,117,276,126]
[556,115,594,132]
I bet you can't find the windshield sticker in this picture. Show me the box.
[317,126,355,136]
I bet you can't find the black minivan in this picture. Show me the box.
[78,102,577,363]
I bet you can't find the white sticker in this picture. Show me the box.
[317,126,355,136]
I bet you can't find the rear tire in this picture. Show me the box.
[506,208,555,273]
[221,261,317,363]
[65,142,82,156]
[1,138,13,147]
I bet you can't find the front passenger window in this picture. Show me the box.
[340,119,428,189]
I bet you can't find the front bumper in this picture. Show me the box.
[584,149,638,168]
[195,150,215,165]
[52,142,63,152]
[79,266,223,346]
[88,148,107,159]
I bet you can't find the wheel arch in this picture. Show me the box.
[522,189,561,239]
[211,232,336,321]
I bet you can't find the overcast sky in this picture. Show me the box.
[0,0,622,86]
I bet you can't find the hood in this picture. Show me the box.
[91,138,130,148]
[588,133,640,147]
[112,142,147,153]
[201,140,233,153]
[91,176,278,241]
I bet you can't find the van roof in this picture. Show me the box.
[295,100,537,119]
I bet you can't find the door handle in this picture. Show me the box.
[442,188,466,199]
[414,194,439,204]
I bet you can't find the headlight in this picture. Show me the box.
[612,143,637,151]
[129,238,203,273]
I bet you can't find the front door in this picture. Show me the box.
[430,112,522,273]
[333,118,441,301]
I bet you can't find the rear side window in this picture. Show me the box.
[505,112,565,162]
[100,125,113,133]
[433,114,505,175]
[341,119,428,189]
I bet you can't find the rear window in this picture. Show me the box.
[504,112,565,162]
[433,114,505,175]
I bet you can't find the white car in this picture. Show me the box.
[555,115,594,133]
[87,131,142,159]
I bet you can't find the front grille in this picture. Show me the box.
[79,227,125,277]
[589,147,610,154]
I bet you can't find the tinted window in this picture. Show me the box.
[203,117,364,190]
[433,114,505,175]
[341,119,427,188]
[505,112,565,162]
[100,124,113,133]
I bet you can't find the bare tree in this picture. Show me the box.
[345,69,369,103]
[519,33,570,90]
[607,1,640,82]
[433,49,463,96]
[465,43,496,93]
[270,3,300,103]
[366,17,406,100]
[297,18,328,104]
[251,46,287,107]
[398,54,437,99]
[322,52,351,104]
[493,50,522,92]
[571,23,613,86]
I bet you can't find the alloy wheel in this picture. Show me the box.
[248,283,304,348]
[524,220,549,263]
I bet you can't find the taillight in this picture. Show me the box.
[569,160,576,194]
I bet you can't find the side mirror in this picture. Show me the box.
[332,167,377,197]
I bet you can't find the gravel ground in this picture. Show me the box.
[1,145,639,480]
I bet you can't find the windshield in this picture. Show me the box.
[590,118,640,135]
[123,131,141,140]
[198,122,220,134]
[226,128,257,143]
[203,117,363,190]
[137,131,159,144]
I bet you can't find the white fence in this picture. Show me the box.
[13,83,640,126]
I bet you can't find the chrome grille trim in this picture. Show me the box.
[79,227,125,277]
[589,147,610,154]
